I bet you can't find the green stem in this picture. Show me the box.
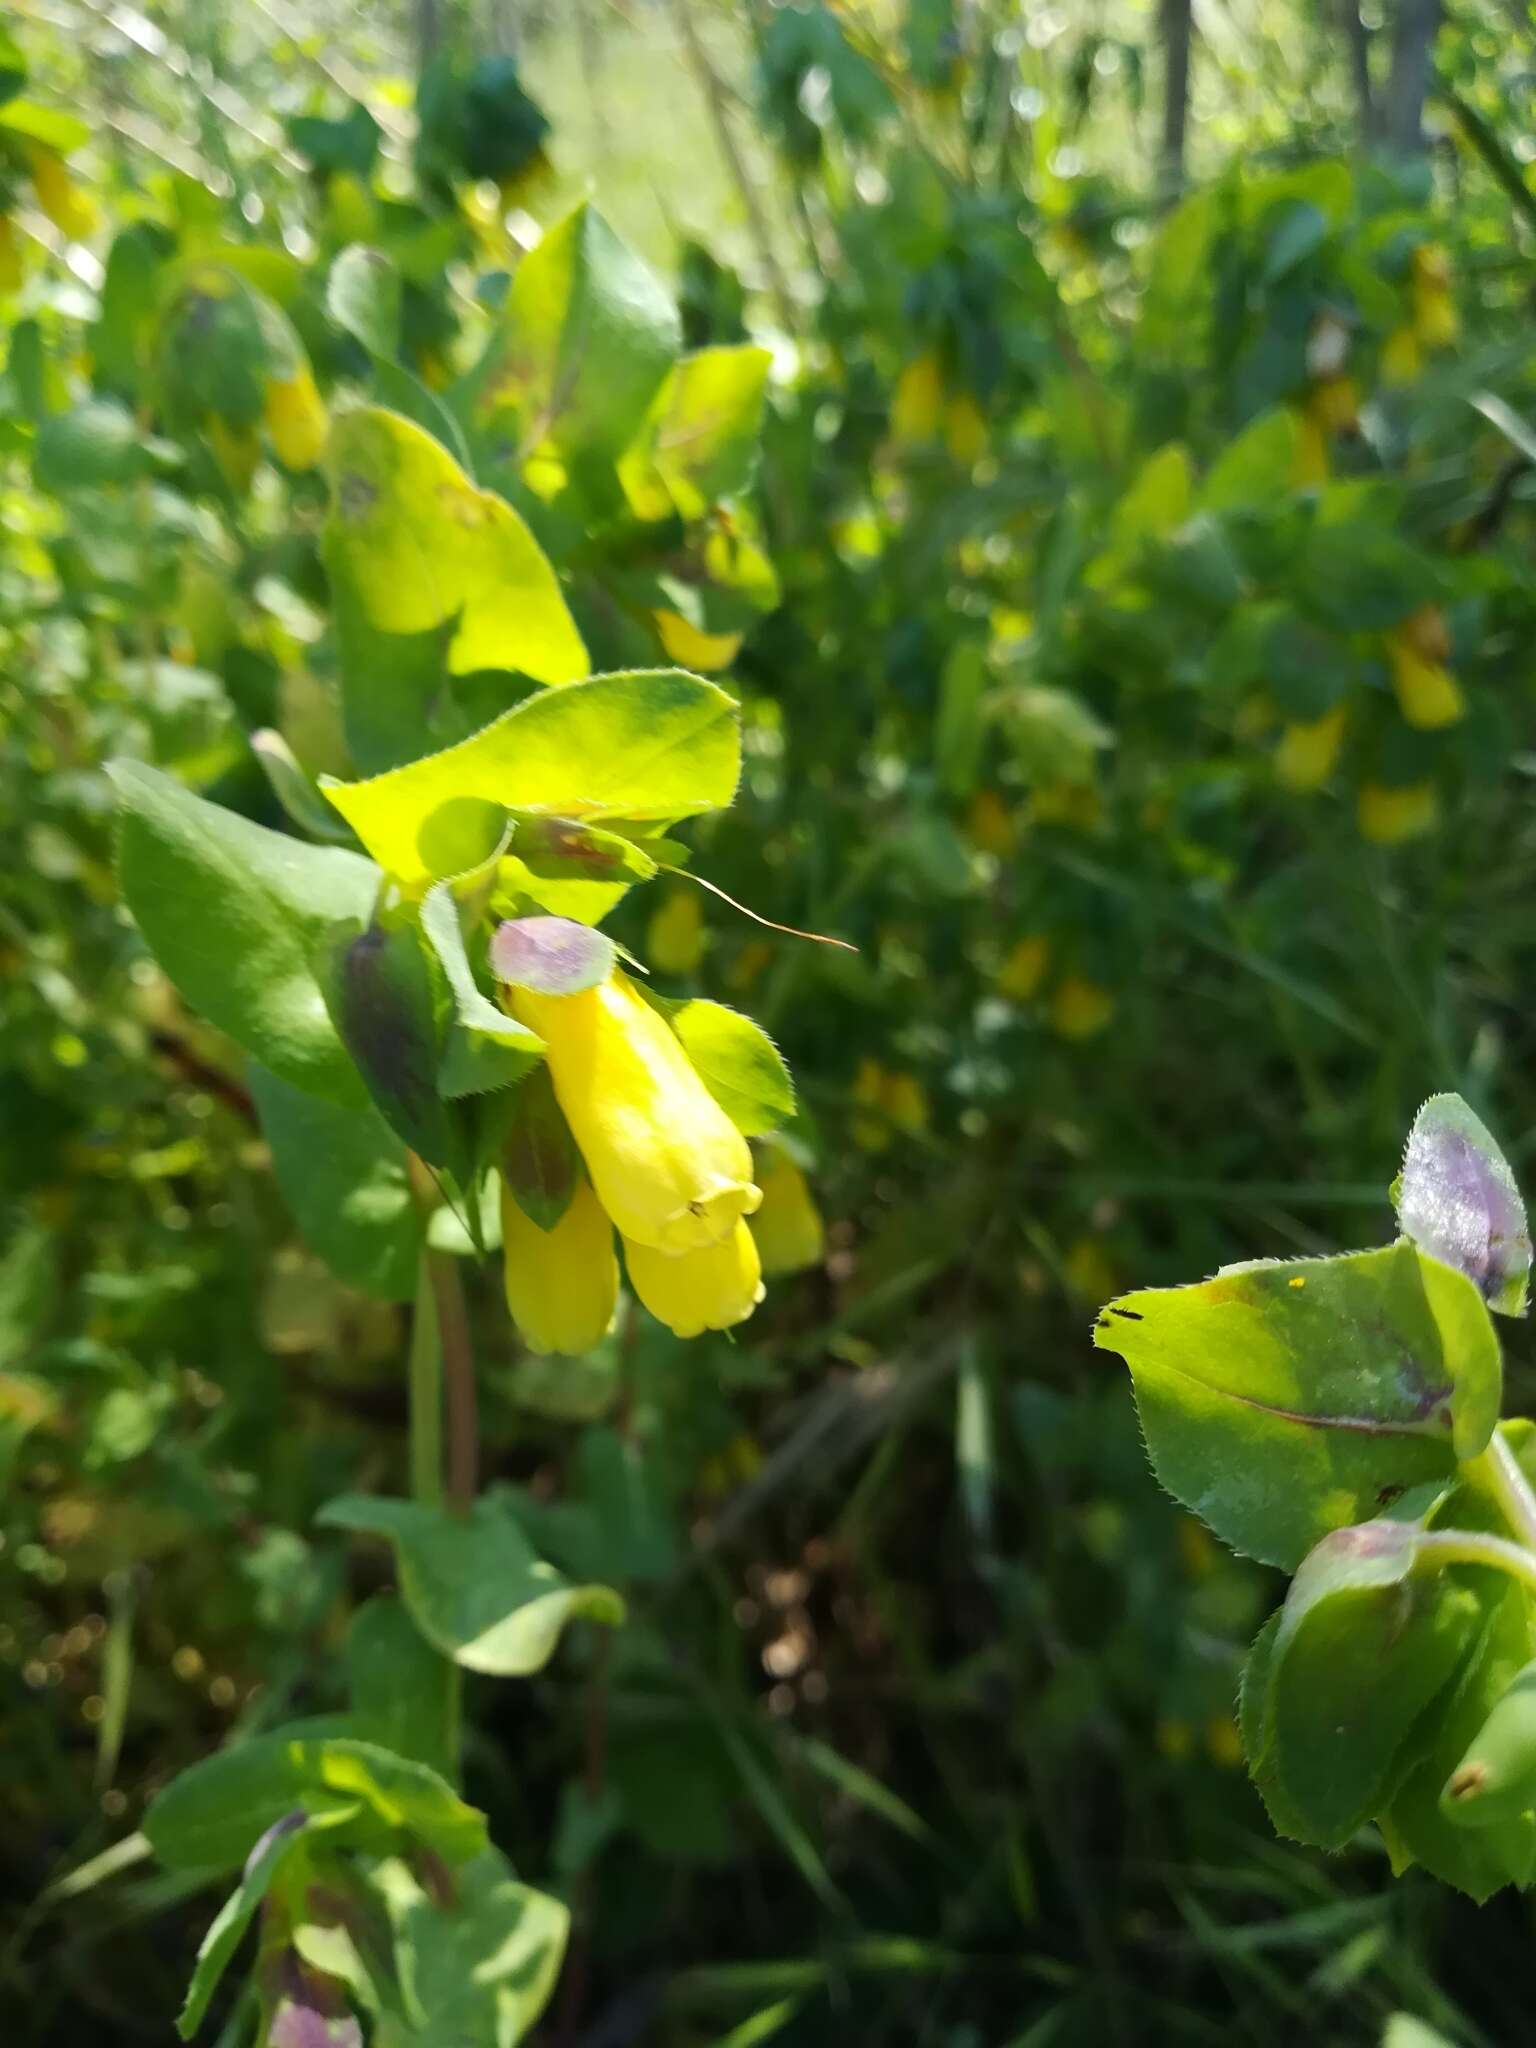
[1415,1529,1536,1599]
[409,1252,445,1512]
[1462,1432,1536,1553]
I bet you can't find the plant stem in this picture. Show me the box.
[406,1157,480,1515]
[408,1252,445,1512]
[1462,1431,1536,1553]
[1416,1529,1536,1599]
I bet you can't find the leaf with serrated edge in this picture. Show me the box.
[322,669,739,892]
[1093,1241,1502,1569]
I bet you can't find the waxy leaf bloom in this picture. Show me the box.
[501,1175,618,1357]
[510,970,760,1254]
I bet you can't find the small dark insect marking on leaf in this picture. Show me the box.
[1110,1306,1144,1321]
[338,471,378,521]
[1375,1483,1405,1507]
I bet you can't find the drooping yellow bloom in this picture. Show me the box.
[1411,244,1458,351]
[1292,409,1328,486]
[647,888,706,976]
[1358,780,1438,845]
[964,788,1015,856]
[28,149,96,241]
[944,391,987,467]
[997,934,1051,1003]
[0,215,21,293]
[510,971,759,1254]
[205,415,259,494]
[624,1220,764,1338]
[1307,374,1359,434]
[1387,608,1464,730]
[652,609,743,673]
[1051,976,1115,1041]
[891,352,943,444]
[1031,780,1103,832]
[501,1175,618,1356]
[1274,704,1347,791]
[751,1152,824,1276]
[1381,325,1422,387]
[264,368,329,471]
[885,1071,929,1135]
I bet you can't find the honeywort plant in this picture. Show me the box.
[111,564,798,2036]
[1095,1094,1536,1901]
[86,148,802,2046]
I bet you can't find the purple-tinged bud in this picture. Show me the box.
[1396,1093,1530,1317]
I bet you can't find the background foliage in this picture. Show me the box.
[10,0,1536,2043]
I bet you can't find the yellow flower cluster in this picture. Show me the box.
[890,352,988,467]
[994,935,1116,1042]
[500,971,823,1354]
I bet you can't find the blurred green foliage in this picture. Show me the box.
[10,2,1536,2044]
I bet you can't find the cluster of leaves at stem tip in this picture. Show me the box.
[100,161,824,2042]
[1094,1092,1536,1901]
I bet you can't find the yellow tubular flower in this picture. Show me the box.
[1388,641,1464,730]
[944,391,987,467]
[1307,374,1359,434]
[624,1220,764,1338]
[28,149,96,241]
[751,1153,824,1276]
[1358,781,1438,845]
[1381,325,1422,387]
[652,610,744,673]
[1051,976,1115,1041]
[997,934,1051,1003]
[885,1071,929,1135]
[264,367,329,471]
[891,352,944,444]
[647,888,706,976]
[509,971,759,1254]
[205,416,259,494]
[1292,409,1329,487]
[501,1175,618,1356]
[1412,245,1459,351]
[1275,704,1347,792]
[965,789,1015,856]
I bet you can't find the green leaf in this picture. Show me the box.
[1395,1094,1531,1319]
[1093,1241,1503,1569]
[1260,1520,1479,1847]
[469,201,680,483]
[1199,409,1299,512]
[419,885,545,1099]
[177,1808,355,2040]
[501,1065,580,1231]
[0,98,89,153]
[346,1596,457,1784]
[1380,1578,1536,1900]
[34,401,148,492]
[934,640,989,799]
[144,1734,488,1876]
[1299,526,1441,633]
[247,1063,418,1301]
[318,1491,624,1676]
[108,759,379,1103]
[327,245,402,359]
[370,1849,568,2045]
[664,998,794,1136]
[618,344,772,522]
[322,669,740,891]
[322,405,587,685]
